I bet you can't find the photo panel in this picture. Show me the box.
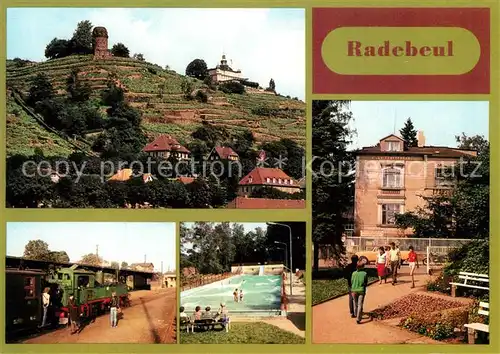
[5,7,306,210]
[5,222,177,344]
[178,221,306,344]
[311,100,490,344]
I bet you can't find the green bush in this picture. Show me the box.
[219,81,245,94]
[240,80,259,88]
[195,90,208,103]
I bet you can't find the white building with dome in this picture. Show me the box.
[208,54,248,84]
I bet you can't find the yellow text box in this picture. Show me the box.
[321,27,481,75]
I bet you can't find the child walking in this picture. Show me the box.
[351,261,369,324]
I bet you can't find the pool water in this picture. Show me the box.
[181,275,282,315]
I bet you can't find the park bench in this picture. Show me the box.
[464,302,489,344]
[449,272,489,297]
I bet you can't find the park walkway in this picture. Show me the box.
[313,269,440,344]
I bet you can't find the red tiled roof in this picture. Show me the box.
[108,169,153,183]
[143,135,190,153]
[226,197,305,209]
[238,167,299,187]
[214,146,238,159]
[357,145,477,158]
[177,177,195,184]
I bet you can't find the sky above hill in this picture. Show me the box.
[347,101,489,149]
[7,8,305,100]
[6,222,176,272]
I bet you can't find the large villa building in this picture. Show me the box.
[354,131,477,237]
[237,167,301,197]
[208,54,248,84]
[143,134,190,160]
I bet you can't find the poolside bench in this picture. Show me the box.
[192,317,230,332]
[179,316,191,333]
[449,272,489,297]
[464,302,489,344]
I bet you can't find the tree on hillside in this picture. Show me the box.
[185,59,208,80]
[268,78,276,91]
[72,20,93,54]
[23,240,51,261]
[399,117,418,147]
[312,100,355,273]
[110,261,119,269]
[80,253,103,266]
[133,53,145,61]
[260,138,305,180]
[111,43,130,58]
[27,73,55,107]
[121,261,129,269]
[45,38,71,59]
[66,68,92,102]
[396,134,489,239]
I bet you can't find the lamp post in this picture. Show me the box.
[274,241,288,269]
[267,222,293,295]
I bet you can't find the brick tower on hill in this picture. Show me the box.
[92,26,111,60]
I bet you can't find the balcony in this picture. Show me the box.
[377,186,405,198]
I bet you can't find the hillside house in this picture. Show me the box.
[208,54,247,84]
[354,131,477,238]
[108,169,154,183]
[207,146,239,161]
[130,263,155,272]
[143,135,190,160]
[237,167,301,196]
[227,196,305,209]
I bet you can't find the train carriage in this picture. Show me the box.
[6,269,44,336]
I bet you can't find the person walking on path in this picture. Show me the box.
[344,255,359,318]
[389,242,401,285]
[109,292,120,328]
[407,246,419,288]
[40,287,50,328]
[68,295,79,334]
[351,261,369,324]
[376,247,387,284]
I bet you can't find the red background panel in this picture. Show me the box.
[312,8,490,94]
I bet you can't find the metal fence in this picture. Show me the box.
[318,237,471,270]
[344,236,470,255]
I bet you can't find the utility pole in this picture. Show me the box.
[161,261,164,288]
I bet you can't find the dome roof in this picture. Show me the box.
[92,26,108,38]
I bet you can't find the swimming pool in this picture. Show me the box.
[181,275,282,316]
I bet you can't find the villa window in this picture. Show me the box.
[435,167,455,187]
[382,167,402,188]
[272,178,276,183]
[381,204,401,225]
[278,178,282,184]
[386,141,402,152]
[266,178,271,183]
[284,180,288,185]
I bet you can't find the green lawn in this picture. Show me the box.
[180,322,304,344]
[312,268,378,306]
